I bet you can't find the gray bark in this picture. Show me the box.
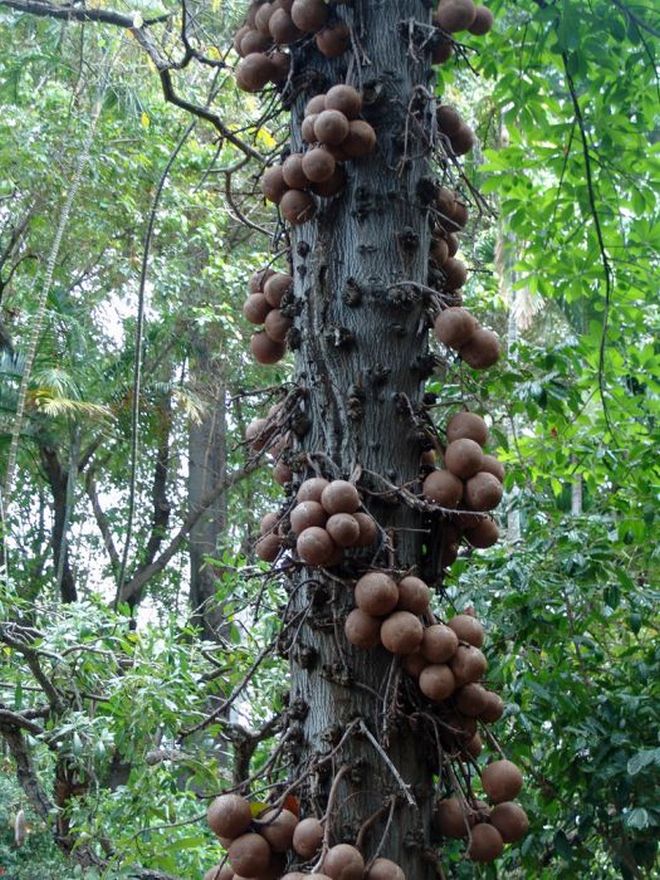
[188,335,228,641]
[286,4,438,875]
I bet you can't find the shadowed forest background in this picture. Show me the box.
[0,0,658,877]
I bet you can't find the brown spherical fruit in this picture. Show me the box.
[436,185,455,217]
[381,611,424,655]
[314,110,350,146]
[233,24,251,56]
[291,0,328,32]
[255,532,282,562]
[446,232,459,256]
[469,5,494,35]
[236,53,274,92]
[297,527,336,566]
[366,860,405,880]
[460,327,501,369]
[436,797,469,838]
[282,153,309,189]
[436,0,477,33]
[403,651,427,678]
[455,682,489,717]
[481,760,523,804]
[246,417,268,450]
[480,690,504,723]
[302,147,336,183]
[260,511,279,536]
[325,84,362,119]
[490,802,529,843]
[353,511,378,546]
[290,500,327,535]
[302,113,318,143]
[228,833,271,876]
[464,471,503,511]
[251,332,285,365]
[467,823,504,862]
[430,235,449,265]
[326,513,360,547]
[437,104,462,136]
[280,189,316,225]
[434,307,478,349]
[419,663,456,701]
[207,794,252,840]
[273,459,292,486]
[320,479,360,514]
[243,293,271,325]
[445,438,484,480]
[257,808,298,852]
[297,477,330,503]
[249,266,274,293]
[421,624,459,663]
[311,164,347,198]
[323,843,365,880]
[431,35,453,63]
[269,8,303,43]
[270,48,294,81]
[450,645,488,685]
[355,571,399,617]
[397,576,431,615]
[342,119,377,157]
[481,453,504,482]
[264,308,292,344]
[305,94,326,115]
[345,608,382,649]
[263,272,292,308]
[443,257,468,291]
[316,23,350,58]
[240,29,272,55]
[421,448,437,467]
[292,817,324,858]
[254,2,275,35]
[261,165,288,204]
[452,200,469,229]
[450,122,476,156]
[466,732,483,758]
[448,614,485,647]
[465,516,499,549]
[446,412,488,446]
[422,469,463,507]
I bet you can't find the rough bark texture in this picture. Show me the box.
[286,3,438,875]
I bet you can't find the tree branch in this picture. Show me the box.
[118,461,258,604]
[0,0,170,27]
[85,469,120,574]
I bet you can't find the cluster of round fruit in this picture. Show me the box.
[431,0,493,65]
[302,87,376,161]
[261,85,375,225]
[436,766,528,863]
[434,305,501,370]
[437,105,476,158]
[243,268,293,365]
[429,190,470,305]
[422,411,503,548]
[292,477,378,567]
[205,795,407,879]
[246,405,293,487]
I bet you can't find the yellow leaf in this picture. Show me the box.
[141,111,150,129]
[256,127,277,149]
[249,801,270,818]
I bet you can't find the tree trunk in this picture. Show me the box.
[188,334,228,641]
[286,4,437,874]
[39,444,77,602]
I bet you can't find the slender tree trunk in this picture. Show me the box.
[188,334,228,641]
[286,4,437,874]
[39,445,77,602]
